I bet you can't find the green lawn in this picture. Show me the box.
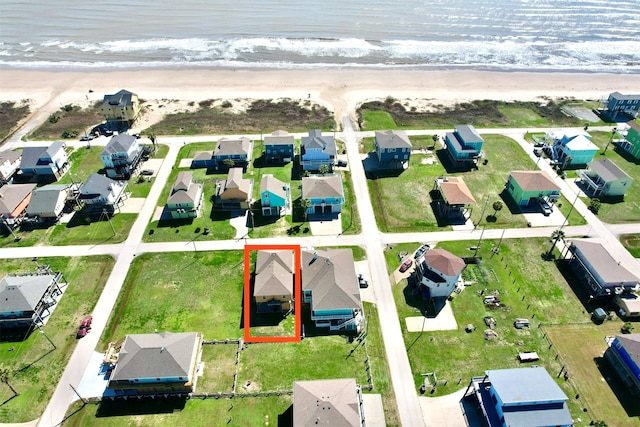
[620,233,640,257]
[582,131,640,224]
[0,256,115,423]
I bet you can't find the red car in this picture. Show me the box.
[399,258,413,273]
[77,315,93,338]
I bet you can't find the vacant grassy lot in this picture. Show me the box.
[357,98,595,131]
[0,100,30,141]
[0,255,115,423]
[582,131,640,224]
[620,233,640,257]
[545,323,640,426]
[28,103,103,141]
[146,99,335,136]
[386,238,602,423]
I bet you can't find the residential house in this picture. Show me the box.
[605,334,640,396]
[505,171,560,207]
[374,130,412,168]
[568,239,639,298]
[301,174,344,216]
[18,142,68,182]
[254,250,294,313]
[415,248,466,298]
[190,151,215,169]
[444,125,484,168]
[618,120,640,160]
[164,171,203,220]
[100,133,143,179]
[301,249,363,332]
[0,271,65,330]
[433,176,475,219]
[293,378,365,427]
[100,89,141,127]
[0,150,22,183]
[467,367,573,427]
[0,183,36,229]
[107,331,203,395]
[213,137,252,169]
[260,174,289,216]
[215,168,253,210]
[25,183,76,222]
[78,173,128,216]
[600,92,640,120]
[300,129,336,172]
[547,129,598,167]
[263,130,295,163]
[578,158,633,197]
[615,293,640,318]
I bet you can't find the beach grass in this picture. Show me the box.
[0,101,30,141]
[145,99,335,136]
[0,255,115,423]
[27,102,103,141]
[357,98,596,130]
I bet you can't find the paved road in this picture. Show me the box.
[1,105,636,426]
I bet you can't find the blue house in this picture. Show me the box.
[444,125,484,168]
[0,272,65,330]
[263,130,295,163]
[468,367,573,427]
[260,174,289,216]
[213,137,252,169]
[374,130,412,168]
[301,249,363,332]
[300,130,336,171]
[18,141,69,182]
[100,134,143,179]
[605,334,640,396]
[547,129,598,167]
[301,174,344,215]
[600,92,640,120]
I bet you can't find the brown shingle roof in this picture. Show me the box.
[293,378,361,426]
[437,177,476,205]
[510,171,559,192]
[425,249,465,276]
[302,175,343,199]
[254,250,294,297]
[260,174,287,199]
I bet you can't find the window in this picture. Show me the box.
[264,193,269,198]
[491,394,497,405]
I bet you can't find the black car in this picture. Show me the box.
[414,244,430,259]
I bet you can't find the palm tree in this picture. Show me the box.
[223,158,235,169]
[318,164,329,175]
[300,198,311,222]
[492,201,503,217]
[548,229,565,257]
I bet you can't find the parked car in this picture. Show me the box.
[399,258,413,273]
[357,274,369,288]
[538,198,552,216]
[533,141,545,148]
[533,148,542,157]
[140,169,154,176]
[414,244,430,259]
[80,135,95,142]
[336,159,348,167]
[77,315,93,338]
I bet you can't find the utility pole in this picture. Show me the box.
[103,209,116,236]
[603,127,617,154]
[473,225,486,257]
[474,197,489,231]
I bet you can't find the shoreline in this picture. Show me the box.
[2,68,640,124]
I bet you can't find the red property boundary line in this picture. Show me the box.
[243,244,301,343]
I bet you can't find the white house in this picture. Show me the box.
[78,173,128,216]
[0,150,22,183]
[100,134,143,179]
[415,248,466,298]
[578,158,633,198]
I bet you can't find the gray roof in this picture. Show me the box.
[192,151,213,161]
[301,249,362,312]
[254,250,294,297]
[264,130,295,146]
[375,130,412,150]
[302,175,343,199]
[214,137,251,157]
[221,168,252,197]
[615,334,640,368]
[0,150,22,164]
[25,184,69,216]
[168,172,201,204]
[301,130,337,154]
[587,158,631,183]
[454,125,483,144]
[110,332,200,381]
[0,183,36,214]
[103,89,136,107]
[502,404,573,427]
[487,367,568,405]
[260,174,287,199]
[79,173,118,199]
[293,378,361,426]
[101,134,137,157]
[571,240,639,285]
[610,91,640,100]
[0,274,56,313]
[20,142,65,169]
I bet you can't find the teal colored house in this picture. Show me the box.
[468,367,573,427]
[444,125,483,168]
[619,121,640,160]
[301,174,344,215]
[301,249,363,332]
[505,171,560,207]
[547,129,598,167]
[260,174,289,216]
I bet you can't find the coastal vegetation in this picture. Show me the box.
[28,102,103,141]
[357,97,602,130]
[0,100,30,141]
[145,98,335,135]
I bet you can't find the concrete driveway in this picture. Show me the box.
[406,301,458,332]
[419,388,468,427]
[309,215,342,235]
[355,260,376,303]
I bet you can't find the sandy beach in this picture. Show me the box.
[2,68,640,124]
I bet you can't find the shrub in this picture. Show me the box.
[621,322,634,334]
[48,114,59,124]
[61,129,78,138]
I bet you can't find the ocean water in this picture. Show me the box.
[1,0,639,72]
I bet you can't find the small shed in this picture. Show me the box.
[592,307,607,322]
[518,351,540,362]
[514,318,530,329]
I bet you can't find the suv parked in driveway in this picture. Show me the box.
[538,198,552,216]
[414,244,430,259]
